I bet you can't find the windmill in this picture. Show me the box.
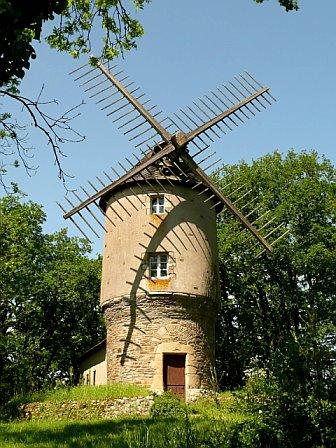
[60,61,288,399]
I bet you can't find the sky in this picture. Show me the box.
[4,0,336,255]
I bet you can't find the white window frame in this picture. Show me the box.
[149,253,169,279]
[150,196,165,214]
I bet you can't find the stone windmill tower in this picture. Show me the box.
[60,62,287,400]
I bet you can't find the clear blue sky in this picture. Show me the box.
[5,0,336,255]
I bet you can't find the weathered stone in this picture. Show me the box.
[21,396,154,421]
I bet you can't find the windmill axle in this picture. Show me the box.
[171,131,188,149]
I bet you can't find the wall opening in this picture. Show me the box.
[163,353,186,400]
[149,253,168,278]
[150,196,165,214]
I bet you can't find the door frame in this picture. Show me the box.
[151,342,195,401]
[163,352,186,400]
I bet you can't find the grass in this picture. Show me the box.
[0,414,252,448]
[0,392,262,448]
[18,383,150,404]
[0,417,152,448]
[189,391,248,422]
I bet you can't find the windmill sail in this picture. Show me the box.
[70,61,172,154]
[61,60,287,254]
[166,71,275,159]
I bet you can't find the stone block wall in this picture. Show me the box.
[21,396,154,421]
[104,293,217,400]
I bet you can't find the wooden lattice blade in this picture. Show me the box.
[62,142,276,253]
[96,62,172,143]
[63,142,178,219]
[65,64,278,250]
[70,60,173,155]
[166,72,275,154]
[184,86,269,144]
[179,153,273,253]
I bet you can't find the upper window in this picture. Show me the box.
[149,253,168,278]
[151,196,165,214]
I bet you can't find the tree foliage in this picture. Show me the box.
[0,1,66,85]
[0,193,104,408]
[0,0,148,87]
[0,0,148,189]
[215,150,335,445]
[254,0,299,11]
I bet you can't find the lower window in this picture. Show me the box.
[149,253,168,278]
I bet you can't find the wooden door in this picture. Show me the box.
[163,354,186,400]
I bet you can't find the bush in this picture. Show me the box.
[226,419,282,448]
[0,398,24,422]
[150,392,186,418]
[235,374,336,448]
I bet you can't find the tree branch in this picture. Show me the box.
[0,88,85,191]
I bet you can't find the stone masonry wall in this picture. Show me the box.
[104,294,216,398]
[21,396,154,421]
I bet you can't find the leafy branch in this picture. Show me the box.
[47,0,148,61]
[254,0,299,11]
[0,1,149,190]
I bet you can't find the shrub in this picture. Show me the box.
[227,419,282,448]
[150,392,186,418]
[0,398,24,421]
[235,374,336,448]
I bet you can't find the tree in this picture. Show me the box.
[215,150,335,445]
[254,0,299,11]
[0,0,148,87]
[0,193,104,407]
[0,0,297,90]
[0,1,149,189]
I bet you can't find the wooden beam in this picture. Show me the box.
[97,62,172,143]
[185,87,269,143]
[63,143,178,219]
[181,154,273,252]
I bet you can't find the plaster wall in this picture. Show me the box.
[79,347,107,386]
[101,183,218,304]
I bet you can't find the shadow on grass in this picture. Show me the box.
[1,417,175,448]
